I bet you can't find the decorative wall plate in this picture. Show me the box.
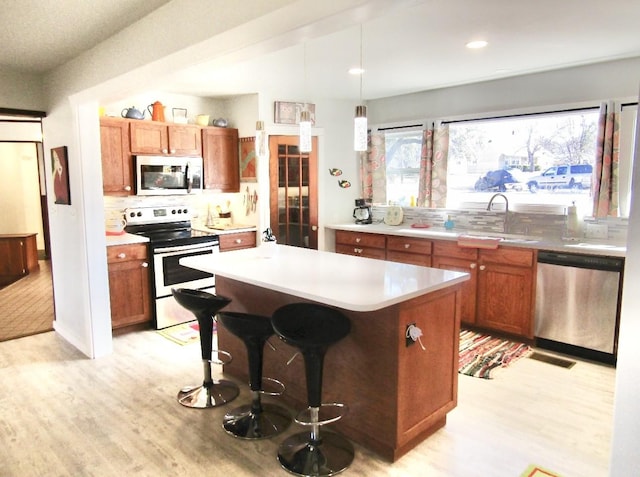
[384,206,404,225]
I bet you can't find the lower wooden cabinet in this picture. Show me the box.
[219,231,257,252]
[0,233,39,287]
[433,240,535,338]
[107,243,152,330]
[335,230,386,259]
[386,235,432,266]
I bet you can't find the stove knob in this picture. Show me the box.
[137,212,142,217]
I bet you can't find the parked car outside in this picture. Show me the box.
[526,164,593,193]
[474,168,524,192]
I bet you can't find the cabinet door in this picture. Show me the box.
[108,258,152,329]
[432,254,477,325]
[202,127,240,192]
[129,121,168,154]
[0,239,25,277]
[386,236,432,266]
[476,260,534,338]
[168,125,202,155]
[100,118,133,195]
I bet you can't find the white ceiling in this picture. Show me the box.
[2,0,640,101]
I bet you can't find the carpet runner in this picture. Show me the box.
[459,329,532,379]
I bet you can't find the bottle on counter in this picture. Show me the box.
[566,201,581,237]
[444,215,455,230]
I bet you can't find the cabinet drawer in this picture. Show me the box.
[107,243,148,262]
[335,230,386,249]
[387,236,432,255]
[336,243,386,260]
[387,250,432,267]
[433,240,478,260]
[220,231,257,251]
[480,247,534,267]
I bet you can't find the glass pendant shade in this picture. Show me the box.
[255,120,267,157]
[299,110,312,153]
[354,105,368,151]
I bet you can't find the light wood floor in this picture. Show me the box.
[0,259,54,342]
[0,328,614,476]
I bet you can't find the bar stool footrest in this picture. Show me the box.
[223,402,292,439]
[295,403,348,427]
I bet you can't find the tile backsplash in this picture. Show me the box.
[372,206,628,244]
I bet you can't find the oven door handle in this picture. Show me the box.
[154,243,219,254]
[186,160,193,193]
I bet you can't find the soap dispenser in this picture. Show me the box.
[444,215,455,230]
[566,201,580,237]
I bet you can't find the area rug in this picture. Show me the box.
[459,329,532,379]
[157,321,205,345]
[519,464,564,477]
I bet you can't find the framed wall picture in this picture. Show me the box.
[51,146,71,205]
[274,101,316,125]
[239,137,257,182]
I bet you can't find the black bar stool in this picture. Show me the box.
[171,288,239,408]
[271,303,354,477]
[218,312,292,439]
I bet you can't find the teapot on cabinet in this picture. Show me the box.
[121,106,146,120]
[148,101,166,122]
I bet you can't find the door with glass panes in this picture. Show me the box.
[269,136,318,249]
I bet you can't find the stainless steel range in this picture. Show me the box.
[125,205,219,329]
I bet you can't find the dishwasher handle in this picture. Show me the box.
[538,250,624,272]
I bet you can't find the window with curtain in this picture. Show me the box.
[365,104,636,217]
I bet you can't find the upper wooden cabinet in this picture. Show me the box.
[100,117,133,195]
[129,121,202,156]
[202,127,240,192]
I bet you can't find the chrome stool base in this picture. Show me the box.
[223,402,292,439]
[277,430,354,477]
[177,380,239,408]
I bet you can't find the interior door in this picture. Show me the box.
[269,136,318,249]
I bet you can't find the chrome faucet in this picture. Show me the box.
[486,193,509,233]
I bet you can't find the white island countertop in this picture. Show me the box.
[180,244,469,312]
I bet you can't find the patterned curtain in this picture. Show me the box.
[417,123,449,208]
[592,102,620,217]
[361,132,387,204]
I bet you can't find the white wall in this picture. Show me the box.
[368,56,640,124]
[0,143,45,249]
[0,69,45,111]
[609,88,640,476]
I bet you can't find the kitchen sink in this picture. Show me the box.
[396,228,540,244]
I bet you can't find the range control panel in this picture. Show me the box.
[125,206,192,225]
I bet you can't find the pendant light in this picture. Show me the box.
[299,42,312,153]
[255,120,267,158]
[354,24,367,152]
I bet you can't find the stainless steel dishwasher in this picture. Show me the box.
[535,250,624,365]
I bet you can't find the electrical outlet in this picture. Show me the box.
[585,223,608,239]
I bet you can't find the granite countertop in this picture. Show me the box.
[326,223,626,258]
[180,244,469,312]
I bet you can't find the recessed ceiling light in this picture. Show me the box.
[466,40,488,49]
[349,67,365,75]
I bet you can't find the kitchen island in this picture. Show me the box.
[180,244,468,461]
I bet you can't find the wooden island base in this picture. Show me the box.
[216,276,462,462]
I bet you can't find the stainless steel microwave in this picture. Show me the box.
[135,155,203,196]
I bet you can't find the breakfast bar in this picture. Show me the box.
[180,244,468,461]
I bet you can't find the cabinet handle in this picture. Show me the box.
[234,239,243,244]
[469,263,477,269]
[162,148,168,154]
[170,149,176,154]
[404,243,411,249]
[124,185,131,191]
[142,262,149,268]
[479,265,486,271]
[117,253,126,259]
[354,248,363,254]
[311,225,318,231]
[355,237,361,243]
